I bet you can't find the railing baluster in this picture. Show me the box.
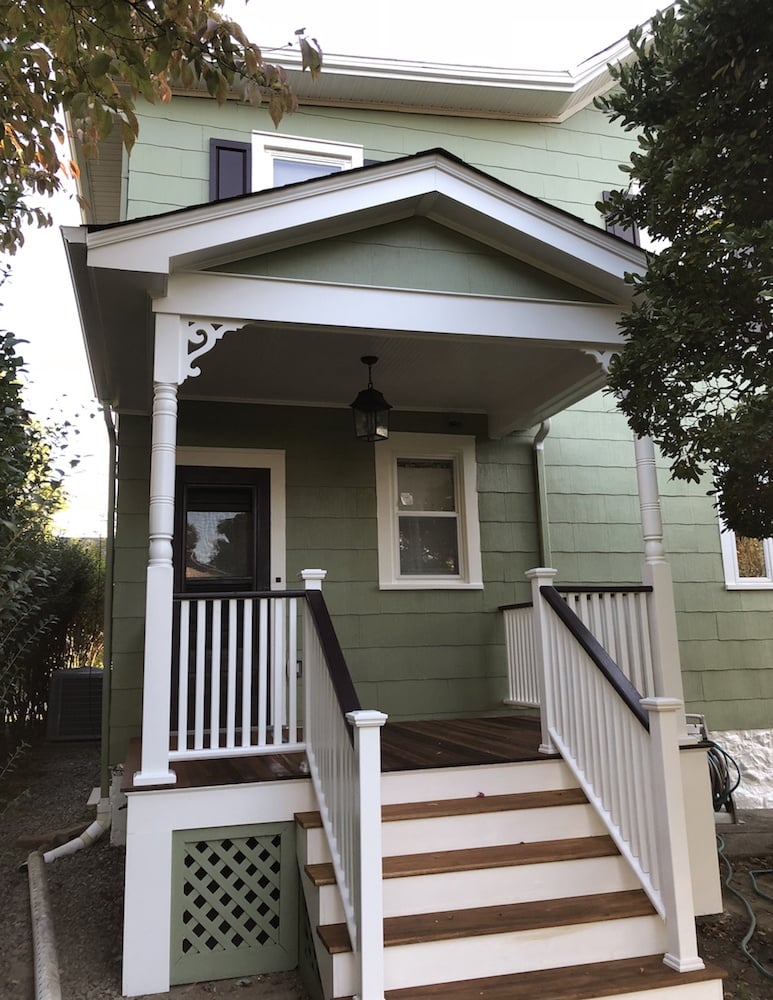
[177,601,189,753]
[241,599,253,747]
[258,598,268,746]
[210,600,221,750]
[288,598,298,743]
[226,599,237,749]
[194,600,206,750]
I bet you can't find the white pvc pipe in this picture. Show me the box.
[42,815,110,864]
[27,851,62,1000]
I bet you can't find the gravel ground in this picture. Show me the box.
[1,737,772,1000]
[0,738,308,1000]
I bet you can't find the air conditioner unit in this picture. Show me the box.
[46,667,103,741]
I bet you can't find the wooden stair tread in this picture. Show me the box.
[383,787,588,821]
[297,788,586,832]
[376,955,726,1000]
[318,889,655,954]
[305,835,618,886]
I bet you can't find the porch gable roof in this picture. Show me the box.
[64,149,645,432]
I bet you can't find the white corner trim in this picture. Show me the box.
[175,446,287,589]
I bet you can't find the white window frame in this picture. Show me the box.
[719,522,773,589]
[375,433,483,590]
[251,131,363,191]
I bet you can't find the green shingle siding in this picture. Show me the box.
[125,99,634,227]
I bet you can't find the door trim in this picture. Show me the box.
[176,447,286,589]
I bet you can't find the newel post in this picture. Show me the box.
[641,698,704,973]
[634,437,687,726]
[526,568,558,755]
[347,709,388,1000]
[300,568,327,591]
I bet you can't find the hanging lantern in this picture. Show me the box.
[350,355,392,442]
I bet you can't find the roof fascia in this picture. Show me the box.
[84,152,645,296]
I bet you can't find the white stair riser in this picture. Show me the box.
[583,983,724,1000]
[302,872,346,926]
[381,758,577,804]
[382,802,606,854]
[298,826,331,866]
[329,914,666,995]
[382,855,638,916]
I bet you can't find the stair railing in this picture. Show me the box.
[301,571,387,1000]
[530,570,704,974]
[555,585,655,696]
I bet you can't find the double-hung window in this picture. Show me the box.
[375,433,482,590]
[252,131,363,191]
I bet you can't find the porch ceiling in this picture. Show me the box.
[178,316,607,438]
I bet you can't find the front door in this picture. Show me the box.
[174,465,271,594]
[172,466,273,744]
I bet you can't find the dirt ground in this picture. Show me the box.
[1,738,772,999]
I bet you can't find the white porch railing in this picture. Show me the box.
[171,591,303,759]
[500,603,540,707]
[302,578,387,1000]
[556,586,655,697]
[532,573,704,973]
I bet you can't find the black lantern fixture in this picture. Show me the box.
[350,355,392,442]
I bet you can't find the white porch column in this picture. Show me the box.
[135,362,180,784]
[633,436,688,728]
[135,378,178,786]
[526,567,558,755]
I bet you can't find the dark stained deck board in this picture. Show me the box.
[305,835,618,886]
[123,715,545,793]
[318,889,656,953]
[380,716,545,772]
[380,955,726,1000]
[382,787,588,822]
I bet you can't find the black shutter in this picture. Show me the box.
[209,139,252,201]
[602,191,641,247]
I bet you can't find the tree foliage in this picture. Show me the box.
[0,0,322,252]
[598,0,773,537]
[1,326,104,734]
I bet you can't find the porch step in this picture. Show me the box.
[319,890,667,992]
[306,835,641,916]
[375,955,726,1000]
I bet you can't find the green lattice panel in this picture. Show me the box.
[171,822,298,985]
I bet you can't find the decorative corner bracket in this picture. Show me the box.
[182,319,242,381]
[582,348,618,375]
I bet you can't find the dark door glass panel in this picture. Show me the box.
[174,468,270,592]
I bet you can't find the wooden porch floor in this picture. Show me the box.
[123,715,545,792]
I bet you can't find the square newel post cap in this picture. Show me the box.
[525,567,558,581]
[299,569,327,590]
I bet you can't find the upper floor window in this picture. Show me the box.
[252,131,363,191]
[719,525,773,589]
[375,433,483,590]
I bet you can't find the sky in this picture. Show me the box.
[1,1,662,537]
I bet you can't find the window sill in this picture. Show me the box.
[725,582,773,590]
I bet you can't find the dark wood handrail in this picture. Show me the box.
[554,584,653,594]
[304,589,362,723]
[540,585,649,731]
[498,601,534,612]
[173,589,306,601]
